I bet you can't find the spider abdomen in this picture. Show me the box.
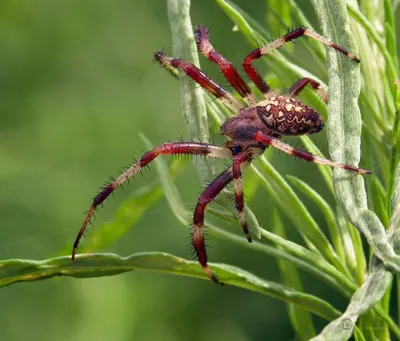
[257,96,324,135]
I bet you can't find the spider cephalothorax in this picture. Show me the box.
[72,25,370,283]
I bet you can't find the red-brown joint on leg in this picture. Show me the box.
[192,167,235,283]
[195,26,258,106]
[259,27,360,63]
[288,77,328,103]
[243,49,272,96]
[243,27,359,97]
[253,131,371,174]
[154,50,244,112]
[72,142,234,260]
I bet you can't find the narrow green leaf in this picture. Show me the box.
[388,86,400,220]
[353,328,367,341]
[312,0,400,276]
[285,0,327,69]
[0,252,341,321]
[312,164,400,340]
[336,209,366,285]
[310,257,395,341]
[140,134,191,226]
[215,196,262,239]
[287,176,346,270]
[389,162,400,251]
[272,209,316,340]
[383,0,398,73]
[371,176,390,227]
[258,221,354,296]
[216,0,325,87]
[299,135,333,194]
[347,3,397,96]
[167,0,216,182]
[253,157,346,273]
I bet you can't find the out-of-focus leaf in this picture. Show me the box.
[272,209,316,340]
[287,176,346,270]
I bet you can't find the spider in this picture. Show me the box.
[72,25,371,283]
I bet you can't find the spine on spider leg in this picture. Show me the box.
[253,132,371,175]
[242,49,272,95]
[192,167,235,283]
[154,50,244,112]
[71,154,156,259]
[282,27,360,62]
[232,153,252,242]
[71,142,232,260]
[195,25,256,104]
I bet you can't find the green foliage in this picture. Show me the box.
[1,0,400,340]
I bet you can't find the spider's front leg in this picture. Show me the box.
[195,25,258,106]
[243,26,360,97]
[155,51,244,113]
[253,131,371,174]
[288,78,328,103]
[71,142,233,259]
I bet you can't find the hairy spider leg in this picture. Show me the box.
[232,151,255,242]
[155,51,244,113]
[72,142,234,260]
[243,26,360,97]
[193,167,235,283]
[195,25,258,106]
[253,131,371,174]
[288,77,328,103]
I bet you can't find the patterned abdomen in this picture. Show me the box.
[257,96,324,135]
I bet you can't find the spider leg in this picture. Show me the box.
[242,51,273,97]
[195,26,258,106]
[243,26,360,97]
[288,77,328,103]
[232,151,254,242]
[253,131,371,174]
[155,51,244,113]
[72,142,233,260]
[193,166,235,283]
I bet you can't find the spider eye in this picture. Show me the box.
[230,145,242,155]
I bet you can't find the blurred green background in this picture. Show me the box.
[0,1,370,340]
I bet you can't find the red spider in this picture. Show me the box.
[72,26,371,283]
